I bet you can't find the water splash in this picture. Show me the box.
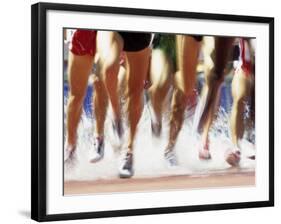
[64,94,255,181]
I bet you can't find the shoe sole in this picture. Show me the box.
[119,171,134,178]
[89,155,103,163]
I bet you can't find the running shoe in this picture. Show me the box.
[198,142,211,160]
[225,149,241,166]
[112,119,124,139]
[164,148,178,167]
[89,136,104,163]
[119,152,134,178]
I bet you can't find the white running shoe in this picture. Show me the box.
[119,152,134,178]
[164,148,178,168]
[89,137,105,163]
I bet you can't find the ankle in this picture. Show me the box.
[65,143,76,152]
[126,147,133,155]
[95,135,104,141]
[165,143,174,153]
[200,139,209,150]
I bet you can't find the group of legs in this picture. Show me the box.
[64,29,152,178]
[64,29,255,179]
[194,37,255,166]
[150,35,255,167]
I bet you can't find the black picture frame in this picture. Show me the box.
[31,2,274,222]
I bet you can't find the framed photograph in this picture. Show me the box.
[31,2,274,222]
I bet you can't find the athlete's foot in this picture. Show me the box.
[119,152,134,178]
[89,136,104,163]
[225,149,241,167]
[164,146,178,168]
[112,118,124,139]
[64,144,77,163]
[198,142,211,160]
[151,120,162,137]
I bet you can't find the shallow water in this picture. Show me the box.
[64,82,255,181]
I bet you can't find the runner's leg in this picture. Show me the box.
[66,53,94,149]
[226,68,253,166]
[166,35,201,151]
[96,31,124,137]
[125,47,151,153]
[93,55,108,138]
[198,37,234,159]
[148,49,173,136]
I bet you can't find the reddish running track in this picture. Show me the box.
[64,171,255,195]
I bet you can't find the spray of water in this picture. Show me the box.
[64,94,255,181]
